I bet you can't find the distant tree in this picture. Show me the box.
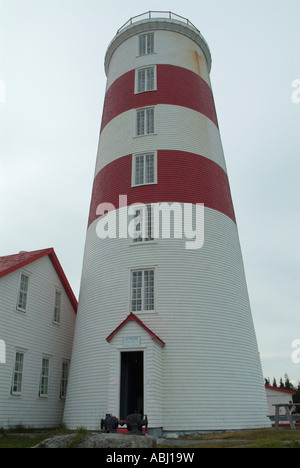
[272,378,278,387]
[264,377,270,386]
[279,378,285,389]
[284,373,295,391]
[293,382,300,414]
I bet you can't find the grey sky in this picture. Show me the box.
[1,0,300,384]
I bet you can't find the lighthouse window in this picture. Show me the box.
[136,107,155,136]
[138,33,154,56]
[132,152,156,186]
[136,66,156,93]
[131,205,154,243]
[131,269,155,313]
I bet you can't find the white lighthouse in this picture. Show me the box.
[63,12,269,433]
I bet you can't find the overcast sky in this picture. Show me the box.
[1,0,300,385]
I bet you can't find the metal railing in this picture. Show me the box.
[117,11,200,35]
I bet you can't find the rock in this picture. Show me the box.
[33,433,157,449]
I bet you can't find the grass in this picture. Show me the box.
[159,428,300,449]
[0,427,299,448]
[0,427,72,449]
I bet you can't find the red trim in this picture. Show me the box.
[0,249,77,312]
[106,312,165,348]
[88,151,235,226]
[100,65,218,132]
[265,385,296,396]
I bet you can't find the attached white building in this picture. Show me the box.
[265,385,296,422]
[0,249,77,429]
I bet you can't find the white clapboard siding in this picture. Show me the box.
[63,15,270,432]
[105,28,211,91]
[0,256,76,429]
[95,106,227,176]
[64,207,269,430]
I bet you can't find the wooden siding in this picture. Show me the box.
[64,208,269,430]
[0,256,76,428]
[63,19,270,431]
[94,106,227,176]
[105,30,212,91]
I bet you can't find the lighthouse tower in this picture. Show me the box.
[64,12,269,433]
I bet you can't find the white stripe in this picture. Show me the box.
[63,208,269,430]
[95,105,227,176]
[106,29,211,92]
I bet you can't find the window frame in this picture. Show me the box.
[11,350,25,395]
[138,33,155,56]
[16,272,30,312]
[130,268,156,314]
[39,356,51,398]
[53,289,62,325]
[135,66,157,94]
[60,360,70,399]
[130,204,155,244]
[135,106,156,137]
[132,151,157,187]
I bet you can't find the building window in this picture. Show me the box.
[60,360,70,399]
[136,107,155,136]
[39,358,50,397]
[53,290,62,324]
[131,269,155,313]
[139,33,154,56]
[136,66,156,93]
[132,152,157,186]
[132,205,154,243]
[12,351,25,395]
[17,273,29,311]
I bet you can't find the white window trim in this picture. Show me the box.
[134,106,157,137]
[137,32,155,57]
[16,271,30,313]
[60,359,70,399]
[134,65,157,94]
[129,204,155,245]
[11,349,26,396]
[39,356,51,398]
[130,267,157,314]
[53,288,62,325]
[131,151,157,187]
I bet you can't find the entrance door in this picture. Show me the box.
[120,351,144,420]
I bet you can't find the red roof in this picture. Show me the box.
[106,313,165,348]
[0,248,77,312]
[265,385,296,396]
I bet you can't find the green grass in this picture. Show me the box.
[158,428,300,449]
[0,427,299,449]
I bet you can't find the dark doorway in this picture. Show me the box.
[120,351,144,420]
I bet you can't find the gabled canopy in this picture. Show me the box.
[106,312,165,347]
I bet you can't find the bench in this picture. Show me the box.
[270,404,300,430]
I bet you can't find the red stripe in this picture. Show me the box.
[88,151,235,226]
[100,65,218,132]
